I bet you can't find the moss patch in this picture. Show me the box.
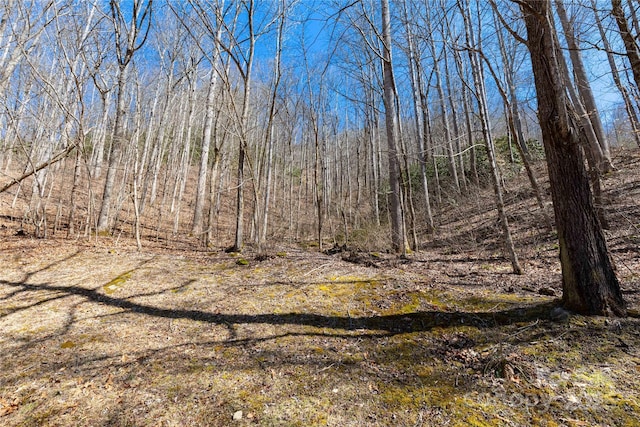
[102,270,133,294]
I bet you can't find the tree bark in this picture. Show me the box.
[519,0,625,316]
[401,3,434,232]
[555,0,613,170]
[592,0,640,146]
[612,0,640,92]
[192,68,217,235]
[381,0,406,254]
[461,0,522,275]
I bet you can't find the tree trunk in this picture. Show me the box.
[259,0,285,250]
[231,1,256,253]
[462,0,522,275]
[97,0,153,233]
[97,64,127,232]
[520,0,625,316]
[67,147,83,236]
[192,68,217,235]
[555,0,613,170]
[402,6,434,232]
[612,0,640,93]
[313,121,323,251]
[594,0,640,146]
[442,15,466,191]
[381,0,406,254]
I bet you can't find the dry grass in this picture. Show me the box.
[1,238,639,426]
[1,150,640,426]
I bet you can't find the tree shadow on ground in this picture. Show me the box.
[0,273,558,340]
[4,254,640,427]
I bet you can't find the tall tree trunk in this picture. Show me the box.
[519,0,625,316]
[313,120,323,251]
[231,1,255,253]
[612,0,640,94]
[97,0,153,233]
[91,90,111,179]
[593,0,640,146]
[97,64,128,232]
[402,5,434,232]
[555,0,613,170]
[259,0,285,251]
[381,0,406,254]
[462,0,522,275]
[192,68,217,235]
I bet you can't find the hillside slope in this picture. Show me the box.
[0,150,639,426]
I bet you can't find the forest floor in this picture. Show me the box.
[1,150,640,426]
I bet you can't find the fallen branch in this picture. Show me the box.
[0,143,77,194]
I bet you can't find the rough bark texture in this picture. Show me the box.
[520,0,625,316]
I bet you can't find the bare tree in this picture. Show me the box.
[182,0,226,237]
[591,0,640,147]
[400,0,434,232]
[257,0,287,251]
[217,0,258,252]
[612,0,640,93]
[381,0,406,254]
[461,0,522,274]
[555,0,613,171]
[97,0,153,233]
[424,1,460,194]
[0,1,54,100]
[481,5,552,231]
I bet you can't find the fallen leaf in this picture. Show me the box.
[0,398,19,416]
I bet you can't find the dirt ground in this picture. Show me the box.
[1,150,640,426]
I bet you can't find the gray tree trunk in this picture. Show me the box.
[612,0,640,96]
[555,0,613,170]
[381,0,406,254]
[593,0,640,146]
[462,0,522,274]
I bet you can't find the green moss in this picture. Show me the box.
[341,353,365,364]
[166,384,184,401]
[464,414,499,427]
[102,270,133,294]
[385,292,422,315]
[379,385,422,410]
